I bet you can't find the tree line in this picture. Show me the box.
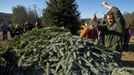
[11,0,80,35]
[123,12,134,31]
[0,0,134,34]
[12,5,39,27]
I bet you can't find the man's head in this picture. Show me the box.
[106,11,115,25]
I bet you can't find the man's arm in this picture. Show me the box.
[102,2,125,33]
[101,2,113,10]
[92,13,97,21]
[101,2,122,21]
[102,2,124,23]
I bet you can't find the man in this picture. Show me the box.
[23,22,33,32]
[123,25,132,50]
[1,22,9,41]
[14,24,23,36]
[101,2,125,51]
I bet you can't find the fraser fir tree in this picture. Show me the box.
[43,0,80,34]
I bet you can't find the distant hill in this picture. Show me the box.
[81,18,103,24]
[81,18,91,24]
[0,12,12,23]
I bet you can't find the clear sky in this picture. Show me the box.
[0,0,134,18]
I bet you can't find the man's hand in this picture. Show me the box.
[92,14,97,21]
[101,2,112,10]
[101,2,108,7]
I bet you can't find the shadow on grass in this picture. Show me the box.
[121,61,134,67]
[125,43,134,52]
[121,43,134,67]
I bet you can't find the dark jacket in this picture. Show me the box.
[101,7,125,51]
